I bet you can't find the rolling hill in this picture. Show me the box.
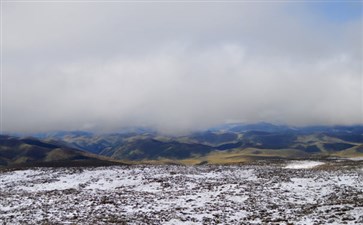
[7,123,363,164]
[0,135,125,168]
[101,138,213,160]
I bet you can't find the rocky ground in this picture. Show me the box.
[0,160,362,225]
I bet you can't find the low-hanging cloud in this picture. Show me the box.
[2,2,362,134]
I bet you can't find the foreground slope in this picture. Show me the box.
[1,162,362,224]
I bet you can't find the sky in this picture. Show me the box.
[1,1,363,134]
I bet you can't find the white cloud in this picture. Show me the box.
[2,2,362,133]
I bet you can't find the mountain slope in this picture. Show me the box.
[0,135,124,168]
[26,124,363,164]
[102,138,213,160]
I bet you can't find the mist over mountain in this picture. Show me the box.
[1,3,363,225]
[1,2,362,163]
[2,2,362,134]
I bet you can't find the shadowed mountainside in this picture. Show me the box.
[0,135,125,168]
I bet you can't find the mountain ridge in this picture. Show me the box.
[16,123,362,164]
[2,123,363,166]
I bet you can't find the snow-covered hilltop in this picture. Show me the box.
[1,162,362,224]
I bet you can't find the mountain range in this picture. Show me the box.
[2,123,363,167]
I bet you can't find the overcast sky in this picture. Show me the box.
[2,1,363,134]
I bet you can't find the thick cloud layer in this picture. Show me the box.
[2,2,362,134]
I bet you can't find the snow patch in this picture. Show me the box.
[285,161,325,169]
[164,219,199,225]
[347,157,363,161]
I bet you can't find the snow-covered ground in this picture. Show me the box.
[0,163,362,224]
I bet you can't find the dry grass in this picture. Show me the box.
[125,148,317,165]
[330,146,363,158]
[106,146,363,166]
[45,149,73,162]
